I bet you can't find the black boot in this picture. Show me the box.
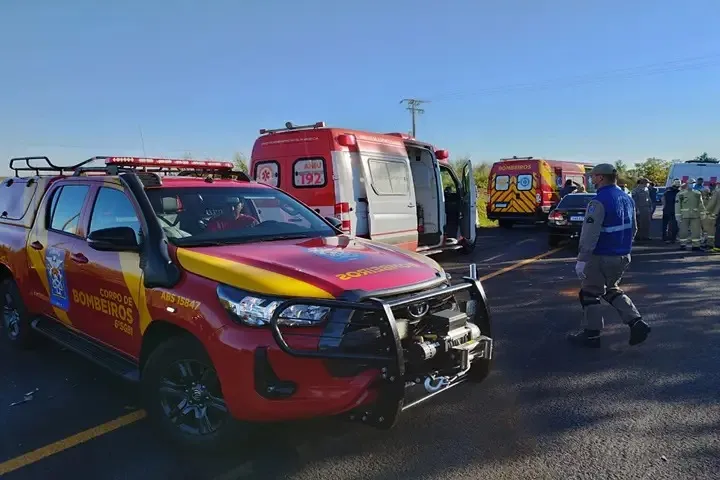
[628,318,651,346]
[567,329,601,348]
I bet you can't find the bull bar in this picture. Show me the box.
[268,265,493,428]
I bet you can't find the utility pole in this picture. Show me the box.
[400,99,428,137]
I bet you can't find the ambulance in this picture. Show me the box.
[249,122,478,255]
[665,159,720,188]
[487,156,594,228]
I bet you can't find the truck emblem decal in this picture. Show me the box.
[45,247,70,311]
[307,247,365,262]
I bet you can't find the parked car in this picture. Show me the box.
[547,193,596,247]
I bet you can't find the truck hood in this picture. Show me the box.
[175,236,445,298]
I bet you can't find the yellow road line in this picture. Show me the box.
[0,410,147,476]
[0,247,567,477]
[479,246,565,282]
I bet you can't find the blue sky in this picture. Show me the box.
[2,0,720,176]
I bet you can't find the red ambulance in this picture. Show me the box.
[249,122,478,255]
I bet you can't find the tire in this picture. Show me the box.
[0,278,36,349]
[467,295,493,383]
[548,233,562,247]
[460,232,477,254]
[498,219,514,229]
[141,334,250,452]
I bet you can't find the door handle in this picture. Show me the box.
[408,203,415,208]
[70,253,88,264]
[30,241,44,250]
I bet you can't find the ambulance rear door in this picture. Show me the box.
[357,150,419,250]
[460,159,477,244]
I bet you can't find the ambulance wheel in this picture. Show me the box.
[499,219,514,229]
[461,234,477,254]
[142,335,251,452]
[0,278,36,349]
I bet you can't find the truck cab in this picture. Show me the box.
[249,122,478,256]
[0,155,493,451]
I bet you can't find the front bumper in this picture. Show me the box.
[264,269,494,428]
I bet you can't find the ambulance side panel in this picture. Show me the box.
[665,163,720,188]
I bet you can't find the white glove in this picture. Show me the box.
[575,261,587,280]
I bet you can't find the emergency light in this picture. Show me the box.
[105,157,234,170]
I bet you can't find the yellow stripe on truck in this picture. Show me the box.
[175,248,334,299]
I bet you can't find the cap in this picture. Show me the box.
[638,178,649,184]
[672,178,681,186]
[590,163,617,175]
[688,178,696,184]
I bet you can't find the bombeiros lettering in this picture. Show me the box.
[72,288,135,335]
[336,263,417,281]
[497,164,532,171]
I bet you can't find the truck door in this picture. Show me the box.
[460,159,477,245]
[69,184,146,356]
[360,154,419,251]
[27,182,92,327]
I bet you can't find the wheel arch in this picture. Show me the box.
[139,320,203,372]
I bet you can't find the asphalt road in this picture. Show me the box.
[1,218,718,480]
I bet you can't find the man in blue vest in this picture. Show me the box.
[568,163,652,348]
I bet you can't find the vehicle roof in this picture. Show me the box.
[146,177,270,189]
[252,126,437,153]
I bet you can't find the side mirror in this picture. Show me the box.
[324,216,343,230]
[88,227,140,252]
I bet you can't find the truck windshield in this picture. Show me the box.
[145,186,337,247]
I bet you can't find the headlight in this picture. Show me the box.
[217,285,330,327]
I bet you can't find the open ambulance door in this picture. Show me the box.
[460,159,478,245]
[359,154,420,252]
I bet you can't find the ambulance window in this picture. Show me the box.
[368,159,410,195]
[254,161,280,187]
[517,174,533,191]
[293,157,327,188]
[495,175,510,191]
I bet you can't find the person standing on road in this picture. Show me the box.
[701,183,720,250]
[569,163,651,348]
[662,179,681,244]
[559,179,578,198]
[631,178,652,241]
[648,182,658,215]
[675,179,705,251]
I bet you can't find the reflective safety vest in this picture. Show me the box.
[593,185,635,256]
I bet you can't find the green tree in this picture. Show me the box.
[692,152,719,163]
[233,152,249,173]
[633,157,672,185]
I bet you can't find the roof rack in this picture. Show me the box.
[500,156,534,161]
[10,156,110,177]
[259,121,326,135]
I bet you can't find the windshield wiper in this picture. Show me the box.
[254,234,313,243]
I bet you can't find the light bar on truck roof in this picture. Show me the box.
[259,121,326,135]
[105,157,234,170]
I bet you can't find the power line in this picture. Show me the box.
[400,98,429,137]
[425,52,720,103]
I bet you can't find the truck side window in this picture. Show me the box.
[368,159,409,195]
[48,185,90,236]
[88,188,142,242]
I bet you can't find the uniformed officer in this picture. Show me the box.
[569,163,651,348]
[631,178,652,241]
[675,179,705,251]
[702,184,720,249]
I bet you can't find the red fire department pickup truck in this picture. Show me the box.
[0,156,493,450]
